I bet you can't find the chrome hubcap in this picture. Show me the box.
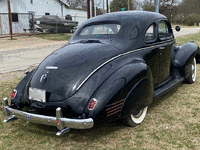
[133,109,144,118]
[192,58,196,82]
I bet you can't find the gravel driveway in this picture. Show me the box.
[173,27,200,37]
[1,27,200,82]
[0,36,66,74]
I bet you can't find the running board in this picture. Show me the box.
[153,77,184,100]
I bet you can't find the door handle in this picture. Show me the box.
[159,47,165,50]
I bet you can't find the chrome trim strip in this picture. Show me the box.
[76,40,174,90]
[46,66,58,69]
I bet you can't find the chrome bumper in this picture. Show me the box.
[0,97,94,136]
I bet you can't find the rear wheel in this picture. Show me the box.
[185,58,196,84]
[122,106,148,127]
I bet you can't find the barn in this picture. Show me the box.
[0,0,87,35]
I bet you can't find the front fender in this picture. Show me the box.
[86,61,153,120]
[172,42,199,78]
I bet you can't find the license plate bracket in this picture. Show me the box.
[29,87,46,103]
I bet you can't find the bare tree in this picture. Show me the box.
[178,0,200,15]
[142,0,154,11]
[175,0,200,25]
[141,0,178,19]
[67,0,87,9]
[110,0,136,12]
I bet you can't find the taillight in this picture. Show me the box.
[88,98,97,110]
[10,89,17,99]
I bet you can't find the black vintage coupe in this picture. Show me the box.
[1,11,199,136]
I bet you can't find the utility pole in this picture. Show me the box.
[103,0,105,14]
[87,0,90,19]
[92,0,94,17]
[95,6,97,16]
[90,0,92,17]
[128,0,130,10]
[106,0,109,13]
[155,0,160,13]
[7,0,12,39]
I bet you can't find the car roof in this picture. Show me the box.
[70,11,168,48]
[81,11,167,26]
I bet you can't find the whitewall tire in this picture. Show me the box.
[122,106,148,127]
[185,58,196,84]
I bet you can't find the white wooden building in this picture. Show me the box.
[0,0,87,35]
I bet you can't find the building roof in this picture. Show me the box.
[59,0,70,7]
[58,0,86,11]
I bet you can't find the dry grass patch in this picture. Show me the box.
[176,30,200,46]
[36,33,72,41]
[0,66,199,149]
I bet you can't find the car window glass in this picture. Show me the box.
[80,24,121,36]
[145,24,155,41]
[158,21,171,40]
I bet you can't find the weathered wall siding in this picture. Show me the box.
[9,0,87,20]
[0,0,8,13]
[0,14,30,35]
[12,15,30,34]
[0,15,9,34]
[10,0,63,15]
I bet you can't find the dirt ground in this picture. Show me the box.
[173,27,200,37]
[0,36,67,52]
[0,36,67,75]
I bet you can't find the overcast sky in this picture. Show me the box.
[96,0,183,7]
[96,0,183,9]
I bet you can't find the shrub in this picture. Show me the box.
[173,14,200,26]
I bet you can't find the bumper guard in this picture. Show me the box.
[0,97,94,136]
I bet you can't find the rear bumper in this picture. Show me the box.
[0,98,94,132]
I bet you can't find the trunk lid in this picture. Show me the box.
[29,43,120,102]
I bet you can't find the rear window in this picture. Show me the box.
[79,24,121,36]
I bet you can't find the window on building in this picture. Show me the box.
[45,13,50,15]
[12,13,18,22]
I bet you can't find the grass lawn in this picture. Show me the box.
[176,30,200,46]
[0,33,200,149]
[36,33,72,41]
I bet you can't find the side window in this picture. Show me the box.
[145,24,155,41]
[158,21,172,40]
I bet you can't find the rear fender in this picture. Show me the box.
[172,42,199,78]
[86,61,153,120]
[11,69,35,109]
[120,69,153,118]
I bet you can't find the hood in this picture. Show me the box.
[28,42,120,102]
